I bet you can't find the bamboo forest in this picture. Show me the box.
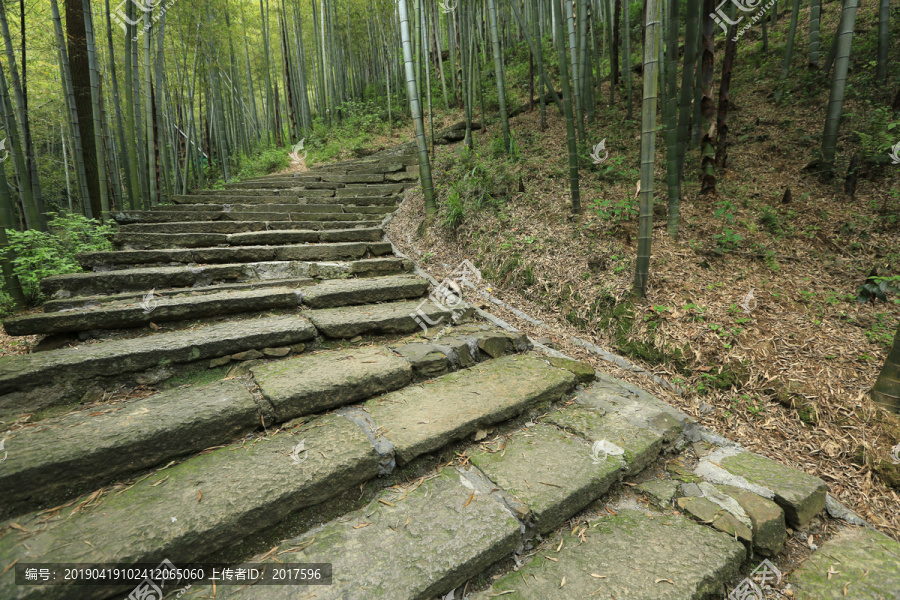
[0,0,899,597]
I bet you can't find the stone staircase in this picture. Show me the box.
[1,149,897,600]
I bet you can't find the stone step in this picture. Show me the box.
[179,190,297,199]
[41,257,413,297]
[113,227,384,250]
[0,315,316,414]
[306,298,455,339]
[77,241,394,269]
[0,355,579,600]
[307,195,400,206]
[224,180,304,190]
[43,277,314,312]
[149,203,345,213]
[476,509,746,600]
[112,210,378,224]
[117,220,383,234]
[1,325,529,520]
[7,275,429,336]
[787,526,900,599]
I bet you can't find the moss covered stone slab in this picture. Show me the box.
[546,405,664,476]
[718,451,827,526]
[366,354,578,465]
[788,527,900,600]
[546,357,596,383]
[251,346,412,421]
[476,510,745,600]
[390,342,450,378]
[217,469,519,599]
[300,275,427,309]
[471,424,621,533]
[306,300,452,339]
[0,315,316,397]
[717,485,786,557]
[0,380,259,520]
[637,479,679,507]
[3,288,301,336]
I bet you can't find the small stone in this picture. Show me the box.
[636,479,679,507]
[229,359,263,377]
[134,367,173,386]
[679,482,703,497]
[546,357,596,383]
[209,356,232,368]
[350,336,363,343]
[477,335,509,358]
[290,343,307,354]
[232,349,264,361]
[262,347,291,358]
[667,462,703,483]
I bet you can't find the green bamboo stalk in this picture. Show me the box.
[634,0,660,298]
[820,0,858,179]
[399,0,436,215]
[105,0,134,210]
[872,324,900,413]
[876,0,889,83]
[622,0,633,120]
[509,0,563,115]
[699,0,716,194]
[0,160,25,307]
[665,0,680,238]
[809,0,821,68]
[564,0,584,140]
[676,0,700,179]
[777,0,802,99]
[0,60,39,228]
[554,0,581,215]
[82,0,110,218]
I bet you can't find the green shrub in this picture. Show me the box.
[0,213,114,306]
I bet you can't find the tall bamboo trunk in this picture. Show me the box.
[699,0,716,195]
[676,0,700,180]
[809,0,821,69]
[820,0,858,180]
[399,0,436,215]
[873,325,900,413]
[876,0,889,83]
[634,0,660,298]
[664,0,680,238]
[64,0,103,220]
[716,21,737,170]
[554,0,581,215]
[487,0,511,152]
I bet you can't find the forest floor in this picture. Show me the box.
[386,16,900,541]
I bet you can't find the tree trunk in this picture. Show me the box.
[634,0,660,298]
[554,0,581,215]
[676,0,700,179]
[699,0,716,194]
[399,0,436,215]
[716,22,737,170]
[876,0,889,83]
[665,0,680,238]
[820,0,858,180]
[64,0,103,220]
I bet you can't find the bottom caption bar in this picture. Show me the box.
[15,562,332,586]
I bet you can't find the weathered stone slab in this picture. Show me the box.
[114,232,230,249]
[324,173,385,184]
[3,288,300,336]
[225,230,320,245]
[0,380,259,519]
[546,405,665,476]
[312,195,399,206]
[0,415,380,600]
[788,527,900,599]
[476,510,745,600]
[112,210,225,224]
[251,346,412,421]
[41,263,247,296]
[317,227,383,243]
[0,315,316,396]
[300,275,427,308]
[274,242,369,262]
[366,354,578,465]
[637,479,679,507]
[306,300,451,339]
[335,183,405,196]
[200,469,521,600]
[546,357,597,383]
[717,485,786,556]
[715,450,827,526]
[471,424,622,533]
[676,496,753,551]
[391,342,450,378]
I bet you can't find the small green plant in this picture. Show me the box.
[713,201,743,250]
[591,196,638,224]
[857,275,900,304]
[0,213,115,306]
